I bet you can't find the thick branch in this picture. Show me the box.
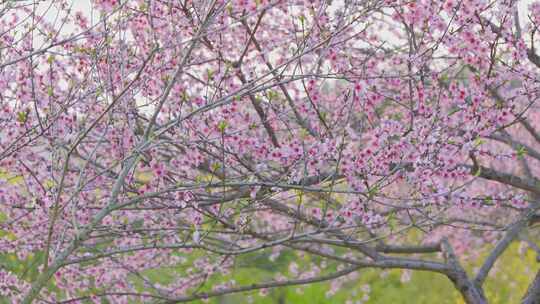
[463,164,540,195]
[237,71,281,147]
[523,269,540,304]
[522,119,540,144]
[375,243,441,254]
[442,239,487,304]
[487,134,540,162]
[474,215,529,287]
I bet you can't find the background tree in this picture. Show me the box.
[0,0,540,303]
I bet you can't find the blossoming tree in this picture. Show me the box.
[1,0,540,303]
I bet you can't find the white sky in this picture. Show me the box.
[30,0,537,42]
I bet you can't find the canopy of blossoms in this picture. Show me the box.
[0,0,540,303]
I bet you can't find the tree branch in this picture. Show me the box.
[375,243,442,254]
[462,164,540,195]
[523,270,540,304]
[474,211,531,287]
[442,239,487,304]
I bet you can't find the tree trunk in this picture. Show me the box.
[448,271,487,304]
[523,270,540,304]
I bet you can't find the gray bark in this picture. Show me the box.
[523,270,540,304]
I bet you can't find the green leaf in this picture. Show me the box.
[516,145,527,158]
[218,120,228,132]
[473,137,485,147]
[267,90,278,101]
[388,211,397,232]
[474,166,482,177]
[16,110,28,123]
[447,106,461,116]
